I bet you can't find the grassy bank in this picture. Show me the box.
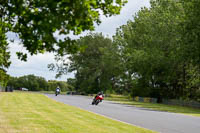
[105,95,200,117]
[0,92,156,133]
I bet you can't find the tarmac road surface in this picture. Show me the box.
[46,94,200,133]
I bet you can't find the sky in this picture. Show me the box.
[7,0,150,81]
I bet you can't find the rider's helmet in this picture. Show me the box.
[98,91,103,95]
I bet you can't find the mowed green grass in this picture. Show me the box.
[0,93,156,133]
[105,95,200,117]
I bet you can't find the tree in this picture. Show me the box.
[0,0,127,60]
[36,76,48,91]
[180,0,200,100]
[7,76,18,90]
[66,78,76,91]
[61,33,121,93]
[181,0,200,65]
[47,80,69,91]
[113,0,200,101]
[0,19,11,88]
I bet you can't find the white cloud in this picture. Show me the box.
[7,41,71,81]
[95,0,150,37]
[6,0,150,81]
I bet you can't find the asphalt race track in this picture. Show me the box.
[46,94,200,133]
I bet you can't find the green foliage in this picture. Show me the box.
[44,0,200,102]
[7,75,70,91]
[0,20,11,88]
[66,78,76,91]
[113,0,200,101]
[181,0,200,65]
[48,80,69,92]
[0,69,9,88]
[0,0,127,60]
[64,33,121,93]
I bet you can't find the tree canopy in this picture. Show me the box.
[0,0,127,88]
[63,33,120,93]
[112,0,200,101]
[0,0,127,59]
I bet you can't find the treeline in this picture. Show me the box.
[7,75,72,92]
[112,0,200,101]
[54,0,200,102]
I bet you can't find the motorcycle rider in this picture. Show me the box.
[95,91,104,102]
[55,86,61,95]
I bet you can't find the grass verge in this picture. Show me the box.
[105,95,200,117]
[0,92,156,133]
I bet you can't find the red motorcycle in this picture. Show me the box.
[92,94,104,105]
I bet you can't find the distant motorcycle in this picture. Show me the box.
[92,94,104,105]
[55,90,60,96]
